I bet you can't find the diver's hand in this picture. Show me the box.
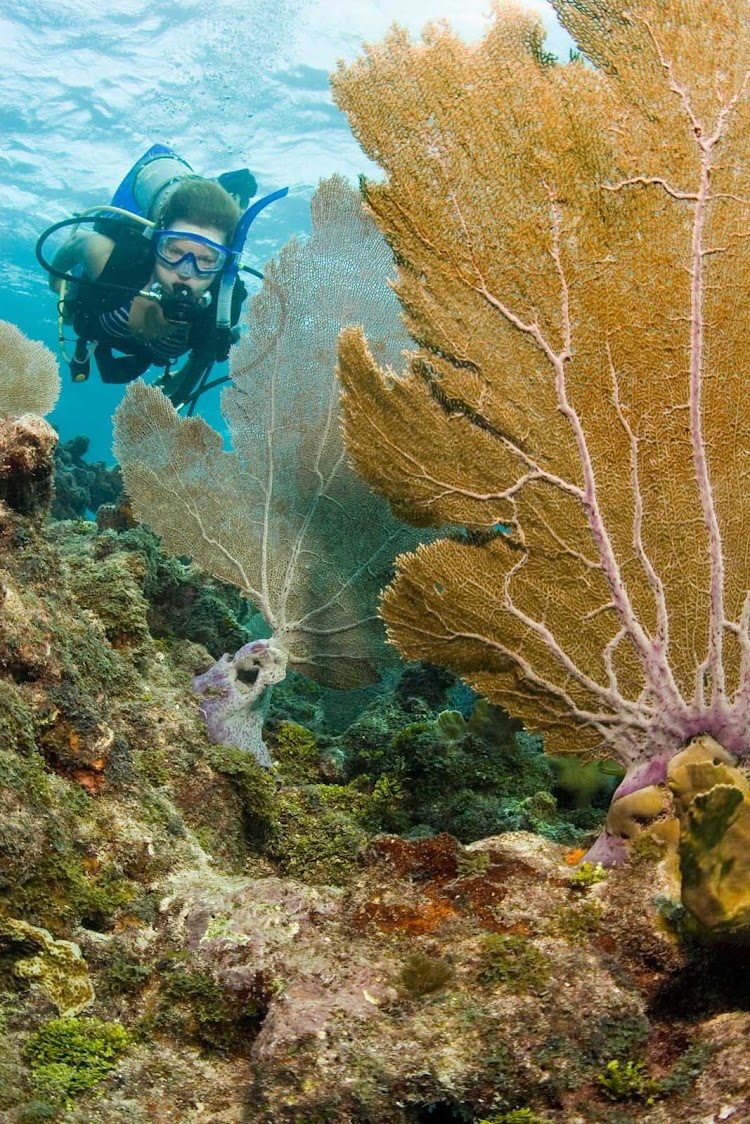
[156,359,207,409]
[154,369,174,393]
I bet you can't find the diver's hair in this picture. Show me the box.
[158,177,241,241]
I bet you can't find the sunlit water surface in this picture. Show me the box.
[1,0,571,460]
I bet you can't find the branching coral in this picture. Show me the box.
[332,2,750,891]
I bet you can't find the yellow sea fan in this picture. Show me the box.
[0,320,61,418]
[333,0,750,771]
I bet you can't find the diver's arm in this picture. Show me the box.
[49,231,115,293]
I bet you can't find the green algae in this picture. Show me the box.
[272,721,321,783]
[477,934,551,994]
[550,899,604,943]
[456,849,492,878]
[657,1041,718,1097]
[595,1059,661,1104]
[568,862,607,891]
[0,682,37,755]
[0,919,93,1016]
[153,965,265,1051]
[269,782,368,885]
[338,696,606,845]
[64,549,151,649]
[103,953,154,996]
[92,524,253,657]
[25,1016,129,1108]
[629,831,668,867]
[0,744,138,932]
[205,743,279,844]
[397,952,454,997]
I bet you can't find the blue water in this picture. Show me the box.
[0,0,571,463]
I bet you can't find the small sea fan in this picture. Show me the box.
[0,320,61,418]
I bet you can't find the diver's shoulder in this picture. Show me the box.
[66,229,115,279]
[79,230,116,279]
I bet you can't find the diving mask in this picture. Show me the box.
[153,230,231,277]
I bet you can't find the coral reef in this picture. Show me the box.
[332,0,750,934]
[0,371,748,1122]
[51,435,122,521]
[332,695,607,844]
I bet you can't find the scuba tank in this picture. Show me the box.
[110,143,260,224]
[111,144,200,222]
[125,146,196,221]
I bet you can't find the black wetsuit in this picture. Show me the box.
[71,219,245,385]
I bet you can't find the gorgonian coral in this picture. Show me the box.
[332,1,750,878]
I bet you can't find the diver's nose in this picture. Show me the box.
[174,255,198,279]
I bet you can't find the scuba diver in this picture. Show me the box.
[37,145,288,413]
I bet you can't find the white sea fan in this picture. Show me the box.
[113,175,423,762]
[0,320,61,419]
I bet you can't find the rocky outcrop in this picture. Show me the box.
[0,413,57,517]
[1,484,749,1123]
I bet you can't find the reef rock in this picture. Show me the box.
[0,413,57,517]
[112,827,749,1124]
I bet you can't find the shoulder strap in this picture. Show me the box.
[75,222,155,321]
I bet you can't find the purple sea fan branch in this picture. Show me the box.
[687,135,726,704]
[607,340,670,654]
[630,14,750,710]
[455,171,662,693]
[499,554,652,739]
[545,201,686,720]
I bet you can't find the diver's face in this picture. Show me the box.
[153,221,228,296]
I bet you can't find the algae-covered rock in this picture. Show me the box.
[0,918,94,1016]
[0,414,58,517]
[1,398,750,1123]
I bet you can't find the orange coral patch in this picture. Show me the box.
[351,895,458,934]
[71,768,106,794]
[361,833,460,882]
[447,873,508,931]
